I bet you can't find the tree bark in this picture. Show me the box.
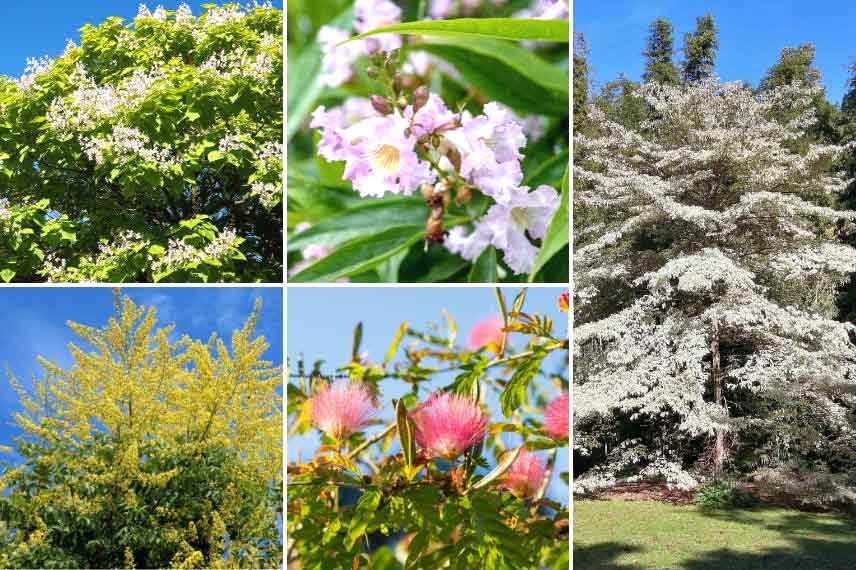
[710,319,727,474]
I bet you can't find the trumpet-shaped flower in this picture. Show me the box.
[317,26,365,88]
[543,393,569,440]
[340,111,435,197]
[309,380,375,440]
[411,93,457,139]
[468,315,505,353]
[310,98,378,162]
[412,393,488,459]
[502,450,547,499]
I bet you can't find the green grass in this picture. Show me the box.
[574,499,856,569]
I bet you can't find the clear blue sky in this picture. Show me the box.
[0,287,283,462]
[287,286,570,505]
[0,1,283,78]
[576,0,856,105]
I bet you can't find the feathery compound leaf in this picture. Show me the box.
[343,18,569,44]
[500,347,548,417]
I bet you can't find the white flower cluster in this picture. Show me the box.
[80,125,178,171]
[249,181,281,210]
[16,56,54,92]
[152,227,240,274]
[200,46,275,82]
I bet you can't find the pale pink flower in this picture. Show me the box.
[543,393,569,440]
[309,380,375,440]
[410,93,457,139]
[340,111,435,197]
[317,26,365,88]
[310,98,378,162]
[412,393,488,459]
[354,0,402,53]
[502,450,547,499]
[467,315,505,352]
[445,225,491,262]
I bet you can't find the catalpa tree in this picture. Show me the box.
[574,77,856,499]
[0,3,282,283]
[287,0,569,283]
[287,290,570,568]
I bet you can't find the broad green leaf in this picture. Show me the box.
[413,38,568,114]
[529,165,568,281]
[345,18,569,44]
[467,246,497,282]
[287,198,427,252]
[500,347,548,417]
[289,226,423,282]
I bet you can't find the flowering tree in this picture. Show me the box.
[287,289,569,568]
[574,76,856,498]
[0,3,282,283]
[287,0,569,283]
[0,293,283,567]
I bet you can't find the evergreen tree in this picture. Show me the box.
[643,18,679,84]
[681,14,719,83]
[574,79,856,501]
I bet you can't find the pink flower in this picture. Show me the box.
[309,380,375,440]
[310,98,378,162]
[412,393,488,459]
[340,111,435,197]
[411,93,457,139]
[354,0,402,53]
[317,26,365,88]
[543,393,569,440]
[467,315,505,353]
[502,450,547,499]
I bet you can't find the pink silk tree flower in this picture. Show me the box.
[543,393,569,440]
[309,380,375,441]
[411,392,488,459]
[467,315,505,353]
[502,450,547,499]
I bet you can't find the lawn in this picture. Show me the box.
[574,499,856,569]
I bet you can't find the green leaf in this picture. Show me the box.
[345,18,569,44]
[289,226,424,282]
[500,347,548,417]
[529,165,568,281]
[345,488,381,549]
[446,357,488,401]
[287,198,427,252]
[396,399,416,472]
[467,246,497,282]
[207,150,222,162]
[385,322,408,364]
[0,269,15,283]
[414,38,568,114]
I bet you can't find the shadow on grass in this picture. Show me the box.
[573,542,645,570]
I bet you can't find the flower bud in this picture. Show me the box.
[425,217,445,243]
[366,66,378,78]
[455,185,473,205]
[420,183,435,201]
[385,50,399,74]
[413,86,429,112]
[370,95,392,115]
[446,147,462,172]
[397,95,408,109]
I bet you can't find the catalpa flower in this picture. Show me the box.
[412,392,488,460]
[309,380,375,440]
[543,393,569,440]
[317,26,365,88]
[502,450,547,499]
[468,315,505,353]
[410,93,457,139]
[354,0,402,54]
[309,98,378,162]
[340,111,435,197]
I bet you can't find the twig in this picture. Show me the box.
[346,422,396,459]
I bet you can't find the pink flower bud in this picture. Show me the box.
[411,392,488,460]
[543,393,569,440]
[467,316,505,353]
[309,380,375,440]
[502,450,546,499]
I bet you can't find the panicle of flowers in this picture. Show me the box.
[218,130,245,154]
[309,380,375,440]
[249,181,282,210]
[543,393,569,440]
[16,56,54,92]
[80,125,178,171]
[200,48,275,82]
[411,392,488,460]
[152,228,240,274]
[501,450,547,499]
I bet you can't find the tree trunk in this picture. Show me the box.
[710,319,727,474]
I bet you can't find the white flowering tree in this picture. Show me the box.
[574,77,856,498]
[0,3,282,282]
[287,0,569,283]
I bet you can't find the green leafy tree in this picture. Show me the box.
[681,14,719,83]
[642,18,679,84]
[0,4,283,283]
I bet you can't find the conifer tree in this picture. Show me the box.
[642,18,679,84]
[681,14,719,83]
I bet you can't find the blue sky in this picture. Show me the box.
[576,0,856,105]
[0,287,282,460]
[0,1,283,78]
[287,286,570,505]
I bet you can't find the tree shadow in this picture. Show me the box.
[573,542,645,570]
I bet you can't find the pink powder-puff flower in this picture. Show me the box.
[502,450,547,499]
[467,315,505,353]
[481,185,560,274]
[340,111,436,197]
[543,393,569,440]
[309,380,375,440]
[411,392,488,459]
[411,93,457,139]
